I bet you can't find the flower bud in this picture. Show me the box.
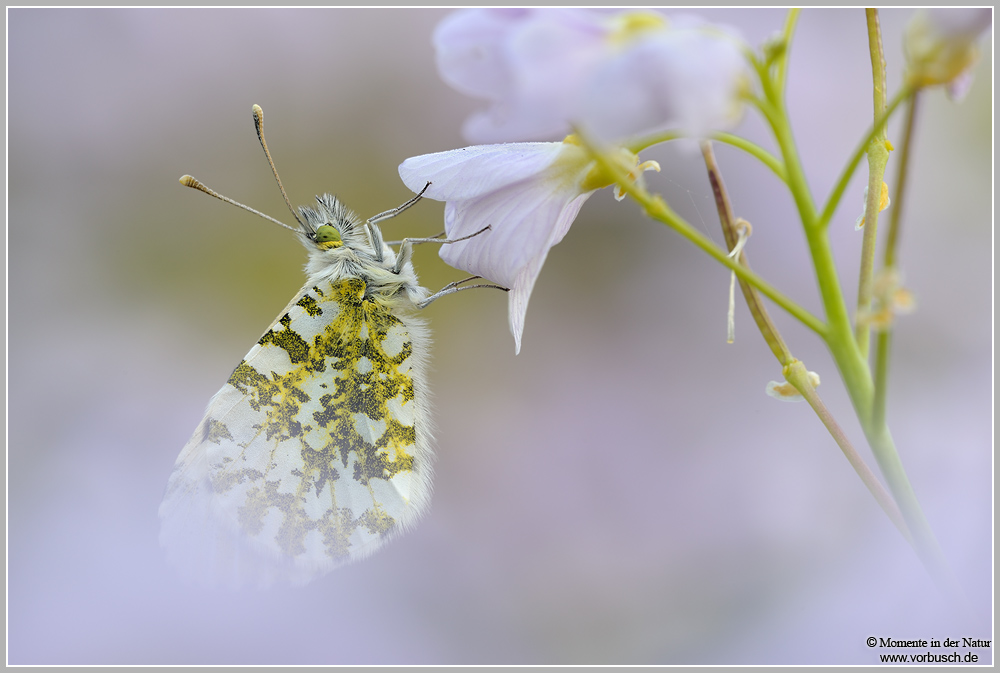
[904,8,992,100]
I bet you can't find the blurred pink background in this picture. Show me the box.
[7,8,992,664]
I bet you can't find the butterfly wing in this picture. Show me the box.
[159,277,433,587]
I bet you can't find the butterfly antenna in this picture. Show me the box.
[178,175,299,233]
[252,104,306,229]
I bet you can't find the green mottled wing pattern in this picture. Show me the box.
[159,277,432,586]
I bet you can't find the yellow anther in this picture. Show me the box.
[608,11,668,47]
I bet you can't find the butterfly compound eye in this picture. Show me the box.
[315,225,342,243]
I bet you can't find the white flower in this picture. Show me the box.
[435,9,607,142]
[580,16,749,141]
[434,8,750,143]
[398,140,658,353]
[904,8,992,100]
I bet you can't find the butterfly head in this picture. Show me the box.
[298,194,380,258]
[314,225,342,246]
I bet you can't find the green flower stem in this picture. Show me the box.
[624,130,787,184]
[580,136,825,337]
[756,64,865,383]
[784,361,912,542]
[775,133,940,587]
[704,139,913,550]
[820,22,947,590]
[863,424,960,595]
[754,47,880,413]
[817,87,910,230]
[710,132,787,183]
[882,94,919,272]
[856,9,891,360]
[831,281,952,593]
[624,129,681,154]
[757,62,820,231]
[749,30,953,590]
[646,194,824,336]
[874,94,919,430]
[867,9,889,140]
[774,9,801,95]
[873,332,892,433]
[702,140,793,365]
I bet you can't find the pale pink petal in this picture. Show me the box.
[582,23,748,140]
[946,69,976,102]
[925,7,992,39]
[434,9,529,101]
[399,143,566,201]
[462,107,570,145]
[489,10,607,141]
[442,183,593,353]
[434,8,750,143]
[399,142,596,353]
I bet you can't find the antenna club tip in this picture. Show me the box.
[252,104,264,137]
[179,174,200,188]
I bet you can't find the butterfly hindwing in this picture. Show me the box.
[160,277,432,587]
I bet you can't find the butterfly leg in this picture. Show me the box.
[392,225,493,275]
[368,182,431,225]
[417,276,508,309]
[367,182,432,263]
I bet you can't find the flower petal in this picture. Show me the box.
[399,143,565,201]
[434,8,750,143]
[436,9,607,143]
[442,182,593,353]
[434,8,527,101]
[904,8,992,91]
[582,21,749,140]
[399,142,596,352]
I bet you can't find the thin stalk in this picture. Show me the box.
[710,132,787,183]
[774,9,801,95]
[624,130,786,184]
[581,135,826,337]
[752,39,951,590]
[861,93,940,579]
[856,9,891,360]
[873,332,891,430]
[702,141,794,365]
[817,87,911,230]
[850,86,952,590]
[861,422,961,596]
[705,140,913,551]
[784,361,912,543]
[882,95,919,271]
[643,193,825,337]
[873,94,920,430]
[756,67,863,375]
[624,129,681,154]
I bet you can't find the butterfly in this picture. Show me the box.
[159,105,501,587]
